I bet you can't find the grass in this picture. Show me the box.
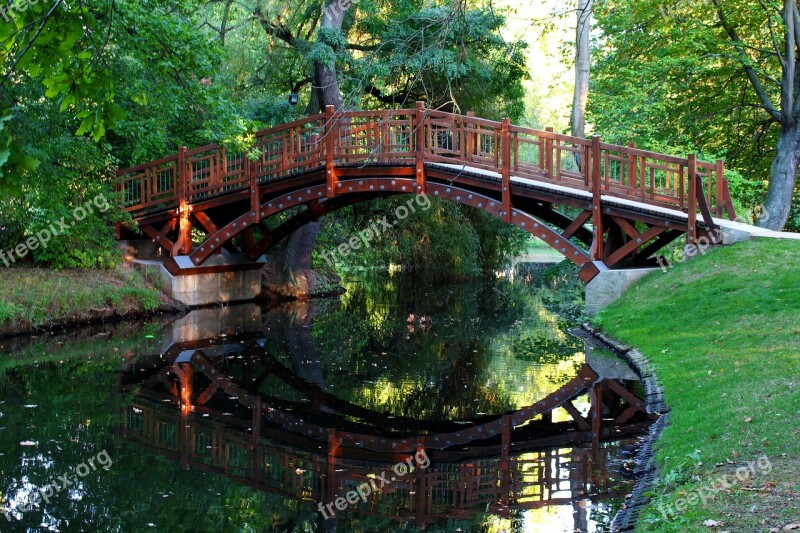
[594,239,800,532]
[0,266,171,335]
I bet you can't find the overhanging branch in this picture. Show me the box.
[712,0,782,122]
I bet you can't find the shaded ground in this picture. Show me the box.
[593,239,800,532]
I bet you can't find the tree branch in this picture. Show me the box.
[712,0,782,122]
[253,6,295,46]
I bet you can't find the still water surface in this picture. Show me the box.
[0,269,650,532]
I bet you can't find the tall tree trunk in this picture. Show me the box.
[313,0,346,110]
[267,0,349,298]
[570,0,591,139]
[758,126,799,229]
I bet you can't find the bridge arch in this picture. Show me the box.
[184,177,599,280]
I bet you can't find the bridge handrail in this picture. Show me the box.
[117,104,737,236]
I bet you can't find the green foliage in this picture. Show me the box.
[590,0,799,229]
[351,1,528,119]
[0,123,125,269]
[1,0,121,191]
[313,196,529,278]
[0,301,21,322]
[198,0,527,119]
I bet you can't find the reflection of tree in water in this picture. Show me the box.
[268,271,588,422]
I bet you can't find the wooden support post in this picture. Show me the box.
[627,143,636,191]
[381,116,390,163]
[325,105,337,198]
[326,428,338,503]
[500,414,511,515]
[590,383,603,459]
[176,362,193,470]
[251,400,261,489]
[176,146,192,256]
[501,118,512,223]
[415,101,426,194]
[591,136,603,261]
[715,159,725,218]
[466,111,475,162]
[415,437,426,528]
[249,157,260,223]
[688,153,698,244]
[545,127,555,178]
[114,178,123,239]
[723,178,737,221]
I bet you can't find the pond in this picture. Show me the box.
[0,266,654,532]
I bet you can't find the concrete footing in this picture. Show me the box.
[585,262,660,316]
[134,253,266,307]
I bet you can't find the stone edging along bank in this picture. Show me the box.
[580,323,671,532]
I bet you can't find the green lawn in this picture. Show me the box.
[0,267,170,336]
[594,239,800,532]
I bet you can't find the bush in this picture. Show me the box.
[0,135,131,269]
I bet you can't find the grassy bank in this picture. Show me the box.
[0,267,181,336]
[594,239,800,531]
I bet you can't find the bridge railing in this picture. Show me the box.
[117,104,736,230]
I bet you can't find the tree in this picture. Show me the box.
[711,0,799,229]
[0,0,247,267]
[591,0,799,230]
[571,0,592,138]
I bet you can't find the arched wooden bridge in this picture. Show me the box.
[117,104,737,282]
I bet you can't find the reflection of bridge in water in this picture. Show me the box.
[120,328,658,529]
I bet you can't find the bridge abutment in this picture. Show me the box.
[584,262,660,316]
[133,254,266,307]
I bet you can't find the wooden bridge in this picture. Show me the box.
[120,334,656,528]
[117,104,737,282]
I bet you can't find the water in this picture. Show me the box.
[0,268,653,532]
